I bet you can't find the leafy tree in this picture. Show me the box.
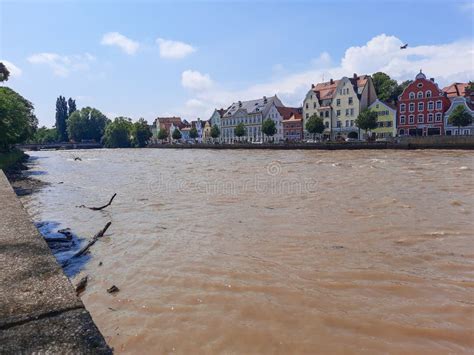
[172,128,182,140]
[448,105,472,133]
[467,81,474,92]
[67,107,109,142]
[355,108,378,139]
[0,87,38,151]
[0,62,10,82]
[210,124,220,140]
[189,126,198,140]
[157,128,168,142]
[262,119,277,141]
[132,118,152,147]
[305,114,325,141]
[55,96,69,142]
[68,98,76,117]
[234,122,245,139]
[103,117,133,148]
[32,126,58,143]
[372,72,400,103]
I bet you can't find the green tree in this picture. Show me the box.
[467,81,474,92]
[0,87,38,151]
[189,126,198,140]
[210,124,220,140]
[372,72,399,103]
[234,122,245,140]
[157,128,168,142]
[448,105,472,133]
[132,118,152,147]
[305,114,325,141]
[172,128,182,141]
[103,117,133,148]
[67,107,109,142]
[68,98,76,117]
[262,119,277,142]
[355,108,378,139]
[0,62,10,82]
[32,126,58,144]
[55,96,69,142]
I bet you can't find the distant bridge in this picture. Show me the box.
[16,142,103,151]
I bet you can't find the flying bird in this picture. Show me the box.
[400,44,408,49]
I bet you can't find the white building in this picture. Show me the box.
[221,95,284,143]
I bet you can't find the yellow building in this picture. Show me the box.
[369,99,397,138]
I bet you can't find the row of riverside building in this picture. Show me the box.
[150,71,474,144]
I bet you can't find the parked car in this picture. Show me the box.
[345,138,358,142]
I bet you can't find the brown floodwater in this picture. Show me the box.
[22,149,474,354]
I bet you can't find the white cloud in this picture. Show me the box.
[178,34,474,120]
[156,38,196,59]
[101,32,139,55]
[27,52,95,77]
[181,70,213,90]
[1,60,22,78]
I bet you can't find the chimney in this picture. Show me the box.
[238,101,242,108]
[311,84,315,89]
[263,96,267,104]
[353,73,358,79]
[330,79,334,84]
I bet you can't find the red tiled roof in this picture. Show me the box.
[443,83,468,98]
[276,106,301,120]
[311,74,370,100]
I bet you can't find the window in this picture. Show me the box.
[306,103,309,109]
[426,90,432,98]
[417,91,423,99]
[400,103,406,113]
[409,92,415,99]
[463,129,470,135]
[428,113,434,122]
[345,120,349,127]
[337,110,341,117]
[435,113,442,122]
[306,113,309,119]
[387,121,392,127]
[325,111,329,118]
[417,114,424,123]
[325,121,329,128]
[418,102,424,111]
[336,99,341,106]
[345,109,349,116]
[313,102,317,109]
[348,97,353,105]
[336,120,341,128]
[399,129,405,135]
[409,103,415,112]
[436,100,442,110]
[409,115,414,124]
[320,112,323,117]
[428,101,434,111]
[350,120,354,127]
[400,115,406,124]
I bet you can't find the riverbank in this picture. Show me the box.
[0,170,112,353]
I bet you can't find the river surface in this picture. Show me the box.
[22,149,473,354]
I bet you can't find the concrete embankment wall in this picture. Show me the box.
[0,171,111,353]
[148,136,474,150]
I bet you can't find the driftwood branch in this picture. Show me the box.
[72,221,112,258]
[78,193,117,211]
[75,275,88,296]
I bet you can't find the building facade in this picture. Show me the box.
[369,99,397,138]
[397,71,451,136]
[443,83,474,135]
[281,108,303,141]
[221,95,283,143]
[303,74,377,140]
[208,109,225,142]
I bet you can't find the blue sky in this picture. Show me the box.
[1,0,473,127]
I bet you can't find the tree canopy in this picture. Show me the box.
[210,124,220,139]
[234,122,245,137]
[132,118,152,147]
[68,98,76,117]
[67,107,109,142]
[0,87,38,151]
[32,126,58,144]
[372,72,412,104]
[172,128,182,140]
[0,62,10,82]
[355,108,378,134]
[55,96,69,142]
[262,119,277,138]
[305,114,325,140]
[103,117,133,148]
[189,126,198,139]
[448,105,472,130]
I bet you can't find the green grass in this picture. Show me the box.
[0,149,26,171]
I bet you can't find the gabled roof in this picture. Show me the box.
[217,108,226,117]
[223,95,283,118]
[443,82,468,98]
[283,112,303,122]
[311,74,370,101]
[276,106,302,120]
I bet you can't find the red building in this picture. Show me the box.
[397,71,451,136]
[278,107,303,141]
